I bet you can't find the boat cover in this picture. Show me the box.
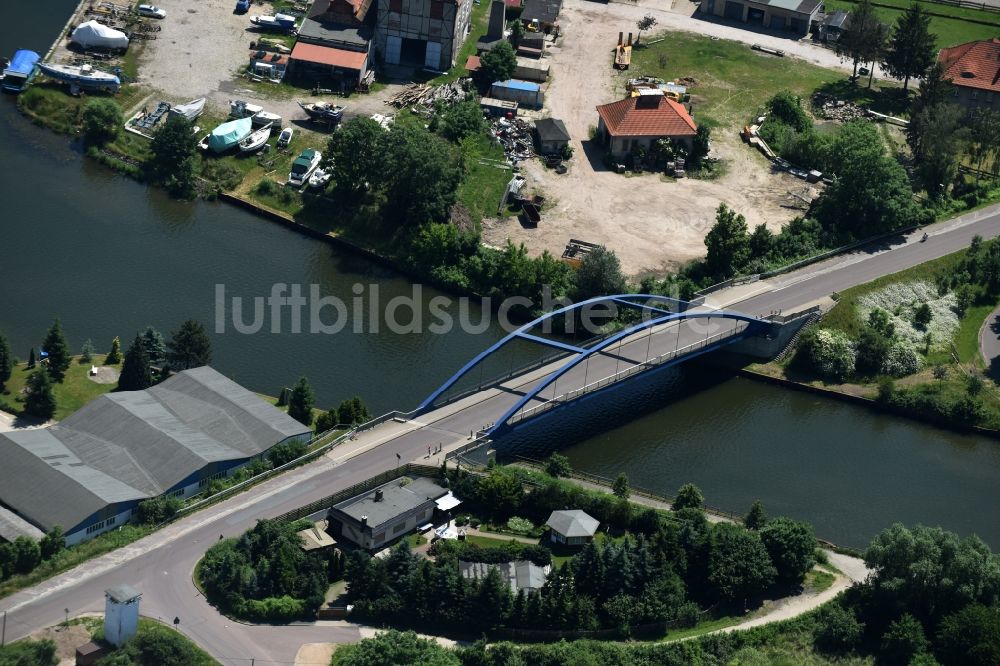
[208,117,253,152]
[71,21,130,50]
[6,50,39,76]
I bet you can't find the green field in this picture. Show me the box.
[630,31,845,127]
[0,355,118,421]
[825,0,1000,47]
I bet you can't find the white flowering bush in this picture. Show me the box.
[805,328,856,381]
[882,341,922,377]
[857,281,959,353]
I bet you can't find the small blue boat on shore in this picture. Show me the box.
[2,49,40,93]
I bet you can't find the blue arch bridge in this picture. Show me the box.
[415,294,817,446]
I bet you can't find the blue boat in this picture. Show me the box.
[2,49,40,93]
[37,62,121,93]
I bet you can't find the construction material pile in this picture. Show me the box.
[812,94,868,122]
[489,116,534,162]
[386,79,470,110]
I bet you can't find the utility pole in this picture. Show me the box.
[2,609,7,647]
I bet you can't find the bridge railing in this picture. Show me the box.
[507,324,747,426]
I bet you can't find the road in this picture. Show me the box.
[3,202,1000,663]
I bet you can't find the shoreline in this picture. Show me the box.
[737,365,1000,440]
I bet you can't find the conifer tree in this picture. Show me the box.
[287,376,315,426]
[105,336,122,365]
[141,326,167,367]
[80,339,95,364]
[166,319,212,370]
[119,334,153,392]
[0,332,11,389]
[27,347,36,369]
[24,368,57,420]
[41,319,70,382]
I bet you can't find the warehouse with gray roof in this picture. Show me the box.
[0,366,311,545]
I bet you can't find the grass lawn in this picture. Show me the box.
[825,0,1000,47]
[0,355,118,421]
[457,133,512,226]
[805,569,837,593]
[662,614,745,642]
[630,31,844,128]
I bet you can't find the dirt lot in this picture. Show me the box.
[481,0,835,276]
[136,0,399,123]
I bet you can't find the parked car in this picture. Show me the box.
[235,0,251,13]
[137,4,167,18]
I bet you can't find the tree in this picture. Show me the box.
[688,125,711,168]
[287,376,315,426]
[141,326,168,368]
[936,603,1000,666]
[572,246,627,301]
[744,500,768,530]
[104,337,122,365]
[24,367,57,420]
[39,526,66,561]
[149,115,198,197]
[914,103,966,199]
[41,319,71,382]
[27,347,36,369]
[705,204,751,280]
[767,91,811,132]
[80,338,95,364]
[337,396,371,426]
[913,302,933,327]
[612,472,630,499]
[635,15,657,45]
[508,18,525,47]
[836,0,885,80]
[81,98,122,146]
[881,613,929,665]
[814,602,865,653]
[801,328,856,381]
[119,334,153,391]
[544,453,572,478]
[11,536,41,574]
[479,41,517,84]
[331,629,461,666]
[759,517,815,586]
[382,124,462,225]
[882,3,936,92]
[707,523,776,606]
[325,117,386,195]
[673,483,704,511]
[439,99,485,142]
[166,320,212,370]
[856,326,892,375]
[906,61,954,160]
[0,331,11,389]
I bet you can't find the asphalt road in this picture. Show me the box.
[3,203,1000,664]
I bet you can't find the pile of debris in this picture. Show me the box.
[386,79,470,110]
[812,94,868,122]
[489,116,534,162]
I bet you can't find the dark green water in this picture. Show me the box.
[2,2,1000,551]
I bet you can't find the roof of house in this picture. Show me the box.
[939,38,1000,93]
[297,12,372,48]
[534,117,570,142]
[546,509,599,537]
[493,79,540,92]
[309,0,374,23]
[521,0,562,23]
[751,0,821,15]
[0,505,45,542]
[105,585,142,603]
[596,93,697,138]
[465,54,481,71]
[459,560,551,592]
[824,10,850,29]
[291,42,369,69]
[331,477,449,530]
[0,367,310,534]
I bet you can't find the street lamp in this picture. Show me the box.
[64,608,69,627]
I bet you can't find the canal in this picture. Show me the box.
[2,2,999,551]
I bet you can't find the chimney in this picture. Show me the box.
[618,31,623,46]
[628,32,633,46]
[374,489,384,502]
[361,515,368,527]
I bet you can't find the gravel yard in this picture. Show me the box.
[482,0,847,276]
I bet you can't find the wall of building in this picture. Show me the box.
[338,503,436,550]
[375,0,471,71]
[700,0,815,34]
[953,85,1000,113]
[66,505,134,546]
[598,123,694,159]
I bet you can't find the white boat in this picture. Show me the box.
[38,62,120,92]
[288,148,322,186]
[308,167,331,189]
[276,127,293,148]
[169,97,205,121]
[252,110,282,128]
[251,13,296,30]
[230,99,263,118]
[239,123,272,153]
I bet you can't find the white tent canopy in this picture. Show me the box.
[71,20,129,50]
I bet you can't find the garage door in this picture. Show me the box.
[385,36,401,65]
[770,14,786,28]
[424,41,442,70]
[723,1,744,20]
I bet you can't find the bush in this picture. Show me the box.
[882,341,922,377]
[455,515,469,527]
[256,178,277,196]
[814,603,864,653]
[81,98,122,146]
[268,439,308,467]
[801,328,856,381]
[135,496,183,525]
[506,517,534,535]
[880,613,929,665]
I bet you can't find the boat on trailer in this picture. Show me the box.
[298,101,343,123]
[38,62,120,92]
[169,97,205,121]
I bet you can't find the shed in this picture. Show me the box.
[534,117,570,154]
[490,79,543,109]
[459,560,551,593]
[290,41,369,86]
[514,56,549,82]
[521,0,562,28]
[546,509,599,545]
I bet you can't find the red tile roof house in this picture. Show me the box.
[595,91,698,160]
[938,38,1000,113]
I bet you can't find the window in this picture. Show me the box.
[374,531,386,543]
[392,522,408,535]
[86,516,116,534]
[430,1,444,18]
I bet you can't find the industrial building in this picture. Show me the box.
[327,476,459,550]
[293,0,375,88]
[375,0,473,72]
[0,367,311,546]
[699,0,822,36]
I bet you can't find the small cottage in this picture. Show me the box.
[546,509,599,545]
[534,117,570,154]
